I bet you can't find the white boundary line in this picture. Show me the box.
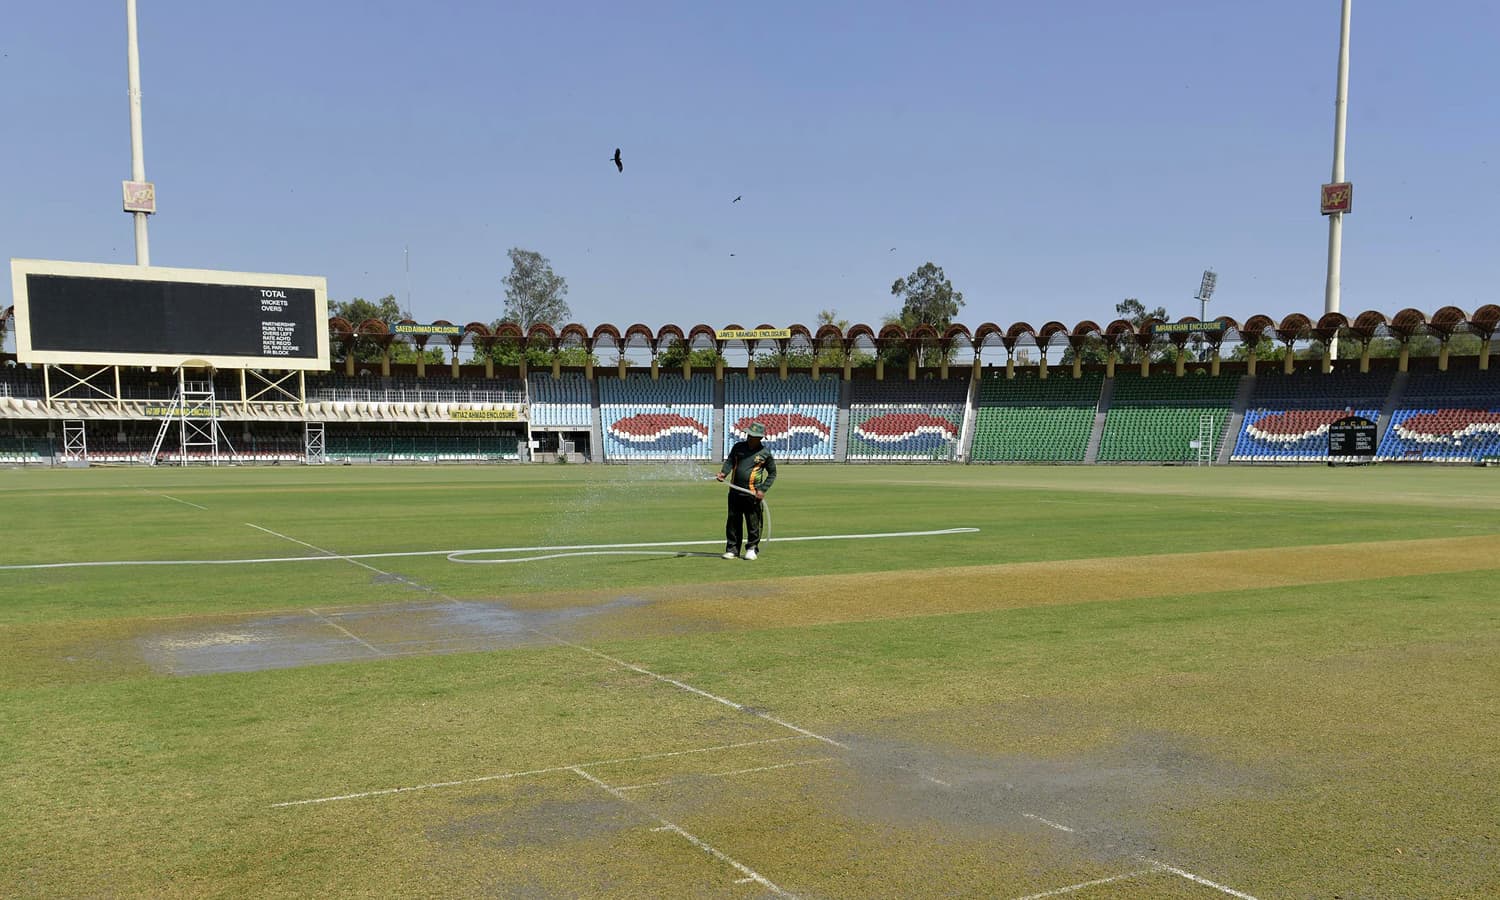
[270,736,811,808]
[1009,869,1155,900]
[0,527,980,571]
[570,766,797,899]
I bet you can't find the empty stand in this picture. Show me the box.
[327,427,521,462]
[527,372,593,427]
[847,377,967,460]
[1098,371,1238,462]
[1377,371,1500,462]
[1232,371,1392,462]
[307,374,524,405]
[970,371,1101,462]
[599,374,714,460]
[724,373,839,459]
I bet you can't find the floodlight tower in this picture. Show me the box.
[1195,270,1218,362]
[124,0,153,265]
[1195,269,1218,323]
[1324,0,1353,318]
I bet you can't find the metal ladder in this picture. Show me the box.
[149,369,238,466]
[1196,413,1216,465]
[304,421,326,464]
[61,420,87,462]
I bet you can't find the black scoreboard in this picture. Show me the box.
[11,260,329,370]
[1328,415,1377,457]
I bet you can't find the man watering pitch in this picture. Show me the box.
[717,421,777,560]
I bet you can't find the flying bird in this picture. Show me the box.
[611,148,622,172]
[733,195,742,203]
[889,247,896,252]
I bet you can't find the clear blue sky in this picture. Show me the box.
[3,1,1497,334]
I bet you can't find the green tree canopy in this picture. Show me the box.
[500,248,570,331]
[472,340,596,368]
[1112,298,1170,364]
[659,340,724,369]
[331,294,408,362]
[749,309,876,369]
[891,263,965,327]
[332,294,406,327]
[884,265,965,367]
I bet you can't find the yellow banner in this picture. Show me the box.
[393,323,463,336]
[450,408,519,420]
[715,328,791,341]
[144,405,213,417]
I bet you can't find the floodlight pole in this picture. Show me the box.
[126,0,150,266]
[1324,0,1352,321]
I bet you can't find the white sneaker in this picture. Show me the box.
[722,551,737,560]
[744,548,758,561]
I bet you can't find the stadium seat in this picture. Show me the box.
[971,372,1101,462]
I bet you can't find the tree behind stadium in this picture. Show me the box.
[499,248,570,332]
[886,262,965,368]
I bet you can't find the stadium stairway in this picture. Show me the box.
[1217,376,1257,465]
[711,377,726,459]
[834,379,851,462]
[1083,377,1114,464]
[1376,371,1409,447]
[960,375,984,465]
[588,380,604,462]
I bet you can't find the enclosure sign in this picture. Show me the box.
[1152,320,1226,335]
[715,328,790,341]
[450,409,518,420]
[1321,182,1353,215]
[144,405,212,417]
[393,323,463,336]
[1328,415,1376,456]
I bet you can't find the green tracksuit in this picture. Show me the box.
[721,441,776,553]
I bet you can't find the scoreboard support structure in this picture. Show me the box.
[147,369,237,467]
[43,365,125,403]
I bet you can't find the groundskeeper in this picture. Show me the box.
[717,421,776,560]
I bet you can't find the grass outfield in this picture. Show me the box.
[2,463,1498,897]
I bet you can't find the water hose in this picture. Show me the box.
[721,478,771,546]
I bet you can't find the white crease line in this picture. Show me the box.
[270,737,810,808]
[615,757,836,791]
[245,523,390,576]
[1146,860,1261,900]
[1022,813,1076,834]
[306,608,385,657]
[920,773,950,786]
[0,528,979,570]
[1009,869,1154,900]
[535,632,848,750]
[1018,816,1262,900]
[245,528,1259,900]
[158,494,208,510]
[570,766,796,899]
